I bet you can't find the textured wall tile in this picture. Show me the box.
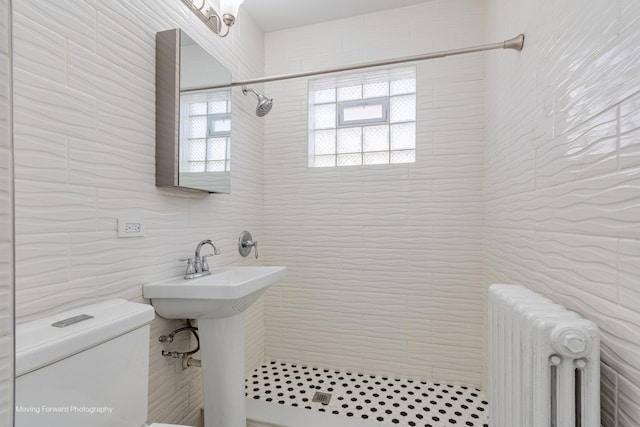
[69,231,190,279]
[421,54,485,85]
[534,232,618,303]
[13,1,266,425]
[419,150,484,180]
[434,80,483,109]
[15,233,69,291]
[68,136,154,189]
[618,375,640,426]
[485,0,640,417]
[620,0,640,37]
[432,128,484,156]
[433,0,484,51]
[596,313,640,390]
[536,108,618,189]
[96,188,190,231]
[13,128,67,184]
[618,239,640,311]
[15,180,97,234]
[15,0,97,51]
[620,94,640,170]
[67,41,154,114]
[15,278,97,324]
[601,362,618,427]
[95,97,154,152]
[13,71,96,142]
[543,1,620,135]
[409,201,483,229]
[264,0,487,380]
[620,93,640,136]
[13,12,66,86]
[346,8,413,59]
[95,11,154,84]
[548,168,640,239]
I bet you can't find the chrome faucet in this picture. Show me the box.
[180,239,221,279]
[195,239,221,273]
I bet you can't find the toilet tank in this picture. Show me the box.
[15,299,155,427]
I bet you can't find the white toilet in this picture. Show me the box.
[15,299,194,427]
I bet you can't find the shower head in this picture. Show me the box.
[242,86,273,117]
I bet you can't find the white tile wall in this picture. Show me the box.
[262,0,486,386]
[0,0,12,424]
[484,0,640,424]
[12,1,265,425]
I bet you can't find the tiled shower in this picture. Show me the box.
[262,1,485,387]
[3,0,640,426]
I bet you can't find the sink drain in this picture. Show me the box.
[311,391,332,404]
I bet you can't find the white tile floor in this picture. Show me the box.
[245,361,489,427]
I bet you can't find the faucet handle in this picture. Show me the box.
[201,253,218,272]
[179,258,196,278]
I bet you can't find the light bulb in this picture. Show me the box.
[219,0,244,20]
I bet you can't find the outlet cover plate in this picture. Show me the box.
[117,218,145,238]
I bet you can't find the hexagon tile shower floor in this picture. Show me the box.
[246,361,489,427]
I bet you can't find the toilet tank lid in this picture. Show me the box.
[16,299,155,377]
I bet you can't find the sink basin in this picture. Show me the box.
[143,266,286,319]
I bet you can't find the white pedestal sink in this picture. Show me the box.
[143,266,286,427]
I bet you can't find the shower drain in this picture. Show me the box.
[311,391,332,404]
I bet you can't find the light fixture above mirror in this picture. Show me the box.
[180,0,245,37]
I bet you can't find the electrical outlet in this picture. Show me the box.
[124,222,141,233]
[117,218,145,238]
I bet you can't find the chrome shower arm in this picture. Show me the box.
[242,86,260,97]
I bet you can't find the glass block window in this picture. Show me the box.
[180,89,231,173]
[308,66,416,168]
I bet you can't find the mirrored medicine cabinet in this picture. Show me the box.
[156,29,232,193]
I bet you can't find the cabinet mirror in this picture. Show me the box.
[156,29,231,193]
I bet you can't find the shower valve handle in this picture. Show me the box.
[250,240,259,259]
[241,239,258,259]
[238,231,259,259]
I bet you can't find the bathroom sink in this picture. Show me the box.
[145,265,287,426]
[143,266,286,319]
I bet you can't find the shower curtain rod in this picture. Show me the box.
[230,34,524,87]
